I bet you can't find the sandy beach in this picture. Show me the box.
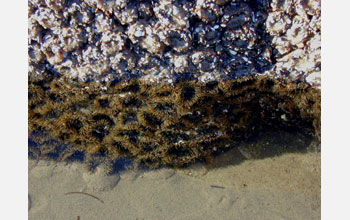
[29,150,320,220]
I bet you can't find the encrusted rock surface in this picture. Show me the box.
[28,0,321,169]
[266,0,321,88]
[29,0,321,85]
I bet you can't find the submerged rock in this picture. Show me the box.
[28,0,321,169]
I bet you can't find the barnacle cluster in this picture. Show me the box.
[266,0,321,88]
[28,0,277,82]
[28,0,321,168]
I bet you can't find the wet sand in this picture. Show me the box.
[29,151,320,220]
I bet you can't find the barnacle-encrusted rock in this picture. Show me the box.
[28,0,321,169]
[266,0,321,87]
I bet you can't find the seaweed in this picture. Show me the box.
[28,75,320,169]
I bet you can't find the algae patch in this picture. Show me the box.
[28,75,320,169]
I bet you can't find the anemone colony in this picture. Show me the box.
[28,0,321,169]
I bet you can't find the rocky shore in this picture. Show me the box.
[28,0,321,170]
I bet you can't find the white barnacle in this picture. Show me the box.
[281,114,288,121]
[229,50,237,56]
[134,29,145,37]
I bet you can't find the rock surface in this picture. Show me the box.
[28,0,321,169]
[29,0,321,87]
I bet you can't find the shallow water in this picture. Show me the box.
[28,129,320,220]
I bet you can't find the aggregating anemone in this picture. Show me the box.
[28,0,321,170]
